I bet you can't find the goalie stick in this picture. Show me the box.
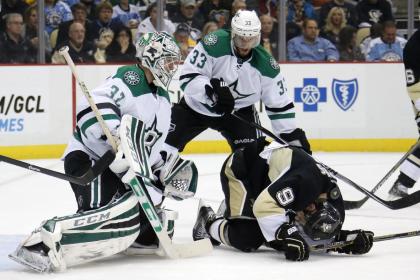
[0,151,115,186]
[59,48,212,258]
[231,113,420,210]
[343,139,420,210]
[119,115,213,258]
[310,229,420,251]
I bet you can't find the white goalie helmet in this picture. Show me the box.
[135,32,181,89]
[231,10,261,50]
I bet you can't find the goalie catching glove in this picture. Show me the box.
[152,151,198,201]
[205,78,235,115]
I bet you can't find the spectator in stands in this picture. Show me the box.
[338,25,364,61]
[260,14,278,60]
[283,4,302,42]
[23,5,52,60]
[173,22,196,61]
[57,3,95,48]
[44,0,73,35]
[170,0,205,38]
[359,22,382,57]
[201,21,218,37]
[366,20,406,62]
[320,7,347,48]
[259,0,277,18]
[356,0,393,26]
[208,9,230,29]
[93,28,114,63]
[62,0,79,7]
[104,25,136,63]
[52,21,95,63]
[135,2,176,41]
[91,1,123,46]
[199,0,231,24]
[0,13,37,63]
[287,19,339,62]
[231,0,247,16]
[80,0,97,21]
[318,0,358,28]
[225,0,246,29]
[0,0,29,32]
[112,0,141,29]
[287,0,317,27]
[3,12,31,61]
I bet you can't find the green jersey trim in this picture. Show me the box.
[80,114,120,138]
[268,113,296,120]
[201,29,232,58]
[112,65,151,97]
[249,46,280,78]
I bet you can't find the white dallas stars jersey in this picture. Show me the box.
[63,65,171,168]
[180,29,297,135]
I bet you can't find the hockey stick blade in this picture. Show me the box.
[0,150,115,186]
[311,229,420,251]
[323,162,420,210]
[343,139,420,210]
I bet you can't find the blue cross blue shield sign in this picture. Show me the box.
[332,79,358,111]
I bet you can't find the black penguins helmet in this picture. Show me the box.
[303,200,342,241]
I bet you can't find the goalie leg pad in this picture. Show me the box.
[10,192,141,272]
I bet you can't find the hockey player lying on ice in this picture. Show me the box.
[193,139,374,261]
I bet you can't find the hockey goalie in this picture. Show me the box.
[9,31,203,272]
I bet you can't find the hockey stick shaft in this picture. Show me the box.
[120,115,213,258]
[231,113,420,210]
[311,229,420,251]
[344,139,420,209]
[0,151,115,185]
[59,46,117,152]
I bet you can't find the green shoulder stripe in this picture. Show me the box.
[112,65,152,97]
[250,46,280,78]
[201,29,232,58]
[157,86,170,103]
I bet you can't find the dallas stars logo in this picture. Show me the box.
[144,117,162,155]
[124,71,140,86]
[228,79,255,100]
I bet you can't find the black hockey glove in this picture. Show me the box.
[333,230,374,255]
[280,128,312,154]
[205,78,234,115]
[272,223,309,261]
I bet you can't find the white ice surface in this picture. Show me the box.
[1,152,420,280]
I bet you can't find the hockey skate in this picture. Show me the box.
[192,199,220,246]
[216,199,227,217]
[388,180,409,200]
[123,208,178,256]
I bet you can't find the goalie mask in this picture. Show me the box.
[302,201,342,241]
[231,10,261,50]
[136,32,181,89]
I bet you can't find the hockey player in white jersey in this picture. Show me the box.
[63,31,194,212]
[193,140,374,261]
[163,10,310,162]
[9,32,199,272]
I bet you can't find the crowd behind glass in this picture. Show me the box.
[0,0,410,63]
